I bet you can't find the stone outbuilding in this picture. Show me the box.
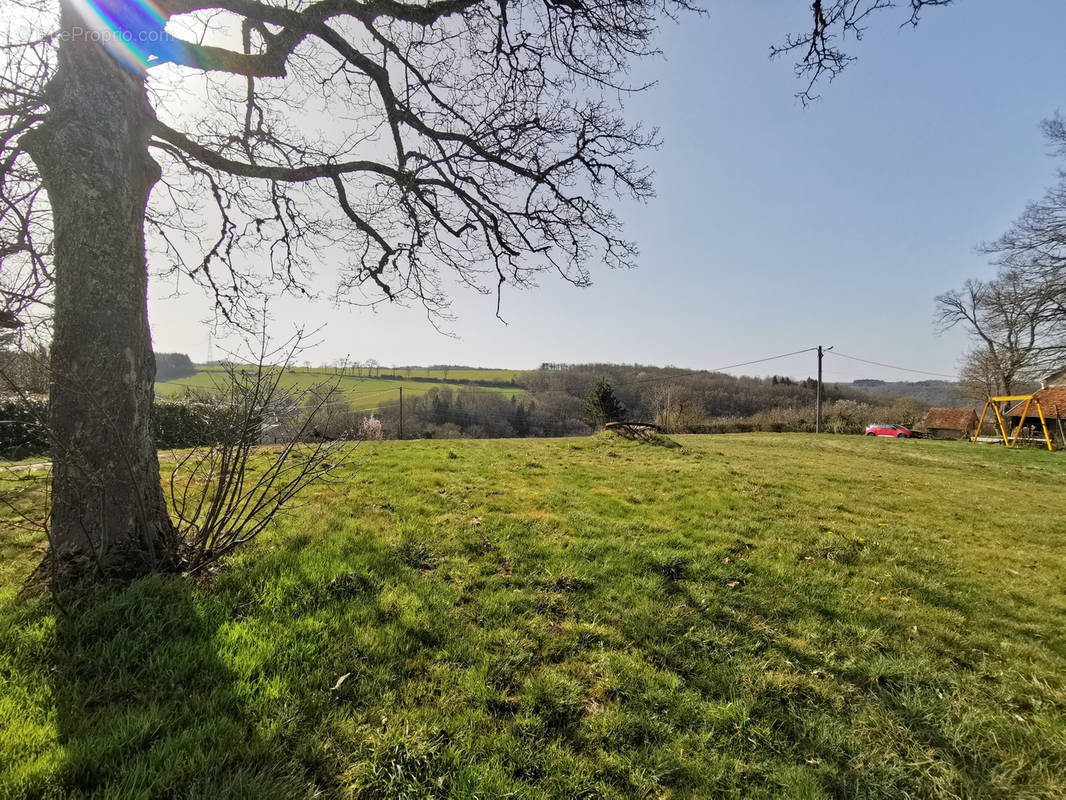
[921,407,979,440]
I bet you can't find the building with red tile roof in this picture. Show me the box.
[1006,387,1066,420]
[921,407,979,439]
[1005,378,1066,446]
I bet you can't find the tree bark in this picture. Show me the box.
[21,4,178,584]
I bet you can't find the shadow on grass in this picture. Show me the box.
[50,576,301,798]
[661,558,1047,797]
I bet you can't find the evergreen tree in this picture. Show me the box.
[510,398,531,437]
[431,392,449,426]
[583,378,626,428]
[155,353,198,382]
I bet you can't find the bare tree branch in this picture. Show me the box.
[771,0,952,104]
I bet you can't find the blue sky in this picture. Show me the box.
[148,0,1066,382]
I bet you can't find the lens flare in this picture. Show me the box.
[68,0,177,72]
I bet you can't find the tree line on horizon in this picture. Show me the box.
[290,362,940,440]
[0,348,960,447]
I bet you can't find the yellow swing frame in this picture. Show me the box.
[973,395,1054,451]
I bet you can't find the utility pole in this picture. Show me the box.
[816,345,833,434]
[398,386,403,440]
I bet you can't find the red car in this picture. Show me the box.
[865,424,917,438]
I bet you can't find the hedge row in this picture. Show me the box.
[0,398,240,459]
[0,398,47,459]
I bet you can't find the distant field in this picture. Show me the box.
[156,366,526,409]
[287,366,527,383]
[2,434,1064,798]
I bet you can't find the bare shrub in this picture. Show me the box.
[825,400,871,435]
[167,337,364,574]
[6,329,372,591]
[651,384,706,433]
[360,417,383,441]
[698,396,930,437]
[424,423,464,439]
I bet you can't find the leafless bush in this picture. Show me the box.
[0,346,49,397]
[166,336,365,574]
[699,396,929,436]
[424,423,464,439]
[359,417,383,441]
[5,329,371,590]
[651,384,706,433]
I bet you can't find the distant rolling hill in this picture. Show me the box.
[849,379,966,408]
[155,365,527,412]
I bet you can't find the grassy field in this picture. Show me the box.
[1,434,1064,798]
[156,366,526,408]
[282,366,526,383]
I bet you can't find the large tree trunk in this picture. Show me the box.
[22,5,177,584]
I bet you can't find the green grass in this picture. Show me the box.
[1,434,1065,798]
[283,366,526,383]
[155,366,526,407]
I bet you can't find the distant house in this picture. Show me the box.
[1006,389,1066,444]
[921,407,979,440]
[1004,367,1066,445]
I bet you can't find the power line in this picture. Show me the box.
[168,348,821,398]
[160,347,959,415]
[827,351,957,380]
[617,347,819,387]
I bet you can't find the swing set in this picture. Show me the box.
[972,395,1054,451]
